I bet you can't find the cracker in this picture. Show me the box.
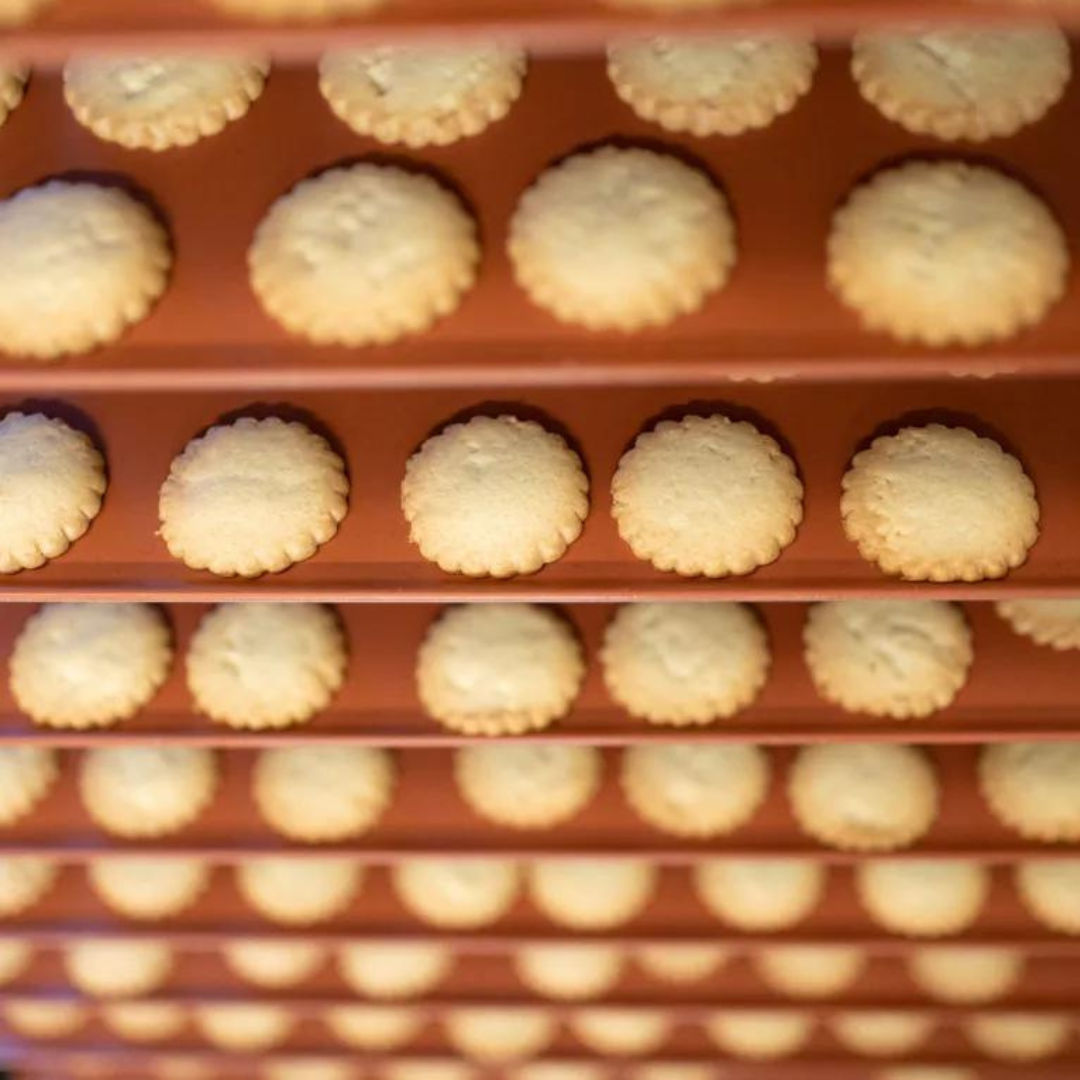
[392,858,521,929]
[908,946,1024,1004]
[788,743,939,851]
[418,604,584,736]
[996,598,1080,650]
[842,425,1039,582]
[63,939,173,998]
[336,942,453,999]
[159,418,349,577]
[455,743,600,829]
[0,64,26,128]
[187,602,345,730]
[253,745,394,842]
[102,1002,186,1043]
[704,1011,812,1059]
[236,856,363,925]
[320,44,525,146]
[194,1004,294,1052]
[513,944,625,1000]
[601,602,769,726]
[0,413,106,572]
[250,164,478,346]
[325,1005,424,1050]
[621,743,770,837]
[570,1008,671,1056]
[980,741,1080,841]
[0,939,31,985]
[527,858,657,929]
[803,600,972,718]
[224,939,327,988]
[963,1013,1071,1061]
[855,859,990,936]
[509,146,735,331]
[828,161,1067,345]
[65,54,268,150]
[445,1008,557,1063]
[753,945,865,999]
[80,746,217,838]
[0,746,57,826]
[3,999,87,1038]
[692,858,825,930]
[0,856,57,916]
[612,415,802,577]
[88,856,210,920]
[634,944,729,984]
[608,34,816,136]
[852,26,1070,141]
[830,1011,934,1056]
[1014,858,1080,933]
[403,418,588,578]
[11,603,172,729]
[0,183,170,359]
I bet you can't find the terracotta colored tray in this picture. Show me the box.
[1,603,1077,747]
[3,54,1080,391]
[4,863,1078,952]
[2,379,1079,601]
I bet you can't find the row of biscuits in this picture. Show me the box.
[2,853,1079,934]
[8,600,1079,733]
[0,739,1078,847]
[0,938,1059,1004]
[0,408,1057,581]
[3,994,1080,1062]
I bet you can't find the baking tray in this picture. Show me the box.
[1,603,1077,747]
[2,379,1079,600]
[3,54,1080,390]
[0,0,1076,60]
[5,863,1079,952]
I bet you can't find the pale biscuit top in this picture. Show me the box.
[509,147,735,331]
[1014,858,1080,934]
[852,26,1070,141]
[403,416,589,578]
[87,855,210,920]
[964,1013,1071,1062]
[828,162,1068,346]
[634,944,729,984]
[705,1011,813,1059]
[194,1003,294,1052]
[337,942,453,999]
[224,939,327,988]
[692,858,825,929]
[612,415,803,577]
[621,743,770,837]
[253,745,395,841]
[320,44,526,146]
[514,944,625,1000]
[980,741,1080,841]
[417,604,584,735]
[385,1063,474,1080]
[101,1001,186,1043]
[210,0,385,18]
[629,1067,713,1080]
[0,856,58,916]
[527,858,657,929]
[855,858,990,936]
[908,946,1024,1004]
[326,1004,425,1050]
[608,34,817,136]
[79,746,217,838]
[10,603,172,729]
[236,856,363,925]
[996,598,1080,650]
[249,164,478,346]
[0,413,106,574]
[601,602,769,725]
[187,602,346,729]
[445,1008,557,1063]
[841,425,1039,582]
[63,939,173,998]
[64,54,269,150]
[3,999,88,1039]
[0,182,170,360]
[159,417,349,578]
[392,858,521,929]
[515,1066,608,1080]
[0,64,26,128]
[830,1011,933,1056]
[454,743,601,829]
[803,600,973,718]
[788,743,939,851]
[0,747,57,827]
[753,945,865,999]
[570,1008,672,1056]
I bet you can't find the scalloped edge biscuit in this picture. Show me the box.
[963,1012,1071,1062]
[979,742,1080,841]
[224,939,328,988]
[830,1010,934,1056]
[570,1008,672,1056]
[63,939,174,998]
[392,859,521,929]
[325,1004,425,1050]
[753,945,866,999]
[908,946,1024,1004]
[0,856,58,916]
[236,857,364,926]
[996,598,1080,650]
[87,856,210,920]
[855,859,990,936]
[527,858,657,930]
[514,944,626,1000]
[1014,859,1080,933]
[0,747,58,826]
[692,858,826,930]
[445,1008,557,1063]
[337,942,453,999]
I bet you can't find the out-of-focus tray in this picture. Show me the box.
[1,603,1077,747]
[2,55,1080,390]
[0,380,1078,601]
